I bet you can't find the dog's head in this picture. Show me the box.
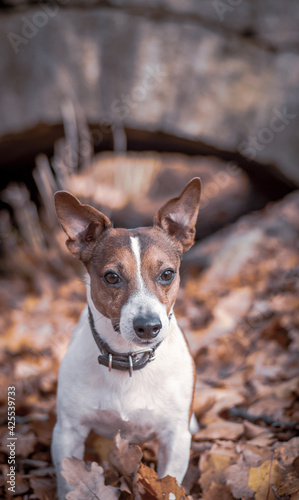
[55,178,201,346]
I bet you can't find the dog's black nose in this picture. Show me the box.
[133,315,162,339]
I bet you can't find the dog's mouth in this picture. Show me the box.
[133,338,159,347]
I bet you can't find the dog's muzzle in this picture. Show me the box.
[88,306,161,377]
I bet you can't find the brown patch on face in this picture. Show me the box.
[85,225,183,325]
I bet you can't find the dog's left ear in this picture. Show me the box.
[154,177,201,253]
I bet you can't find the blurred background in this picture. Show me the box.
[0,2,299,498]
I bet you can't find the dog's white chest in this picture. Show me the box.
[85,370,166,442]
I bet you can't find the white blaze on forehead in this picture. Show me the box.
[130,236,144,290]
[119,236,169,344]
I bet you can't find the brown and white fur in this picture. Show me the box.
[51,178,201,499]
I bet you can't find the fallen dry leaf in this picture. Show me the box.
[226,456,254,500]
[109,432,143,478]
[277,456,299,499]
[243,420,273,440]
[137,463,188,500]
[90,432,114,463]
[199,441,237,493]
[247,433,276,448]
[61,457,118,500]
[1,465,29,497]
[240,443,273,467]
[247,458,282,500]
[204,481,234,500]
[194,419,243,441]
[29,477,57,500]
[0,430,36,458]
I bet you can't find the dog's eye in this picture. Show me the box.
[160,268,175,283]
[104,272,121,285]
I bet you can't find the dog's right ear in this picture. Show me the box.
[54,191,112,259]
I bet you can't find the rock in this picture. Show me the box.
[100,0,299,48]
[68,151,266,239]
[0,2,299,185]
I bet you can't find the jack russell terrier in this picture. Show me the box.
[52,177,201,498]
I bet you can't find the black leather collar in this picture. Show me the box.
[88,306,161,377]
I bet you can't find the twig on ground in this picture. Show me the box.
[229,407,299,431]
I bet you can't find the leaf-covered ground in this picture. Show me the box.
[0,191,299,499]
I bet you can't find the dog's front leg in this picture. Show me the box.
[157,428,192,484]
[51,421,89,499]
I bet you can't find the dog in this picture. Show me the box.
[51,177,201,498]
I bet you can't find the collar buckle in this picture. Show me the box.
[128,355,133,377]
[108,353,113,372]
